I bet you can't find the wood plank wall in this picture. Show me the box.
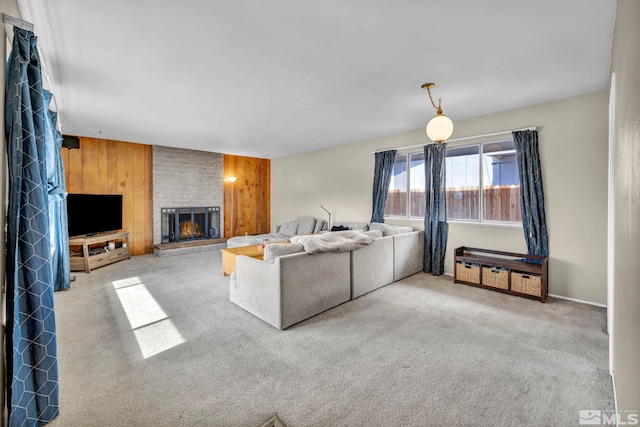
[223,155,270,237]
[61,137,154,255]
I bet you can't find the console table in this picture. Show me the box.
[69,231,130,273]
[453,246,548,302]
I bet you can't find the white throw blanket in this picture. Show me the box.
[290,230,375,254]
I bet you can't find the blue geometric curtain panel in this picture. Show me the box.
[423,143,448,275]
[370,150,396,223]
[5,27,60,426]
[44,90,71,292]
[513,130,549,257]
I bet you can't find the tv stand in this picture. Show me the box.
[69,231,130,273]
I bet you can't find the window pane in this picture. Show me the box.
[409,152,425,217]
[385,154,407,216]
[446,145,480,220]
[482,140,521,222]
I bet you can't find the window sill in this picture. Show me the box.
[447,220,522,229]
[383,216,523,229]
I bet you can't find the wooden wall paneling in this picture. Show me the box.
[132,144,146,256]
[144,144,154,252]
[106,140,119,194]
[223,154,270,238]
[62,136,154,256]
[66,144,83,194]
[61,148,70,187]
[123,142,136,253]
[97,138,108,192]
[81,138,99,193]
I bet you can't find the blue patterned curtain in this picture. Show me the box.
[5,27,60,426]
[513,130,549,257]
[44,91,71,291]
[370,150,396,223]
[423,143,448,275]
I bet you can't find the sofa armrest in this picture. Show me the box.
[230,255,283,329]
[351,236,394,299]
[277,251,351,329]
[393,231,425,281]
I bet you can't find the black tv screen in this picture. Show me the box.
[67,194,123,237]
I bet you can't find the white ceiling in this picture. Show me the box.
[17,0,616,158]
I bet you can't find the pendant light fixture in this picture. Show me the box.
[422,82,453,143]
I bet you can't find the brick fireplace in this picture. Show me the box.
[152,146,224,246]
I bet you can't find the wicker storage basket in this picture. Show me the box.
[511,271,542,296]
[481,267,509,290]
[456,262,480,284]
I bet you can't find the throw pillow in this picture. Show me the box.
[331,225,350,232]
[313,219,327,234]
[369,222,414,236]
[279,221,299,237]
[263,243,305,263]
[363,230,383,239]
[295,216,316,235]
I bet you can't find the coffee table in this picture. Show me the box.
[220,244,265,276]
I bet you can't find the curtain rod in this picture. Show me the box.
[3,14,34,32]
[372,126,538,154]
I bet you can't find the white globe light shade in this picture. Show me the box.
[426,114,454,142]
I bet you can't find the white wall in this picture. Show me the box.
[272,90,608,305]
[610,0,640,414]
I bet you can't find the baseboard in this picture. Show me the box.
[445,273,606,308]
[547,293,607,308]
[611,370,619,421]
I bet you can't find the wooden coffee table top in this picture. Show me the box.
[221,244,266,276]
[221,244,264,258]
[220,243,290,276]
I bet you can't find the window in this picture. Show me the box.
[384,139,520,223]
[445,139,521,223]
[445,145,480,220]
[385,154,408,216]
[385,152,426,218]
[409,152,425,217]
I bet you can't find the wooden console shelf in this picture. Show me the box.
[69,231,130,273]
[454,246,548,302]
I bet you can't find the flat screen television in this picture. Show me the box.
[67,194,123,237]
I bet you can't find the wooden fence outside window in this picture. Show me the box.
[385,185,522,222]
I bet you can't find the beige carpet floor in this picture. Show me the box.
[48,250,614,426]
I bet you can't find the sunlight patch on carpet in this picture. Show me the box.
[114,277,185,359]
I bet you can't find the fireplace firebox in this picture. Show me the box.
[161,207,220,243]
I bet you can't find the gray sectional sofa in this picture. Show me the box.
[229,229,424,329]
[226,215,327,248]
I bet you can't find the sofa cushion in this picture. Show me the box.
[279,221,299,237]
[369,222,414,236]
[263,243,305,263]
[313,219,327,234]
[226,236,260,248]
[295,216,316,235]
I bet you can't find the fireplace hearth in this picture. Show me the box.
[161,207,220,243]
